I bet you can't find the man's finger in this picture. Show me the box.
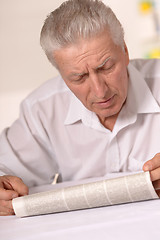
[149,168,160,182]
[143,153,160,171]
[0,181,13,190]
[0,212,14,216]
[0,199,15,216]
[0,199,14,210]
[3,176,29,196]
[152,179,160,190]
[0,210,15,216]
[11,179,29,196]
[154,189,160,198]
[6,200,14,210]
[0,188,18,201]
[0,204,15,215]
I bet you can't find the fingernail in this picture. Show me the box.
[12,193,18,199]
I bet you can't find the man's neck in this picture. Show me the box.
[98,114,118,131]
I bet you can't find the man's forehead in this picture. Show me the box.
[55,30,121,76]
[69,56,111,76]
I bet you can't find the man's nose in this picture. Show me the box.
[89,73,108,99]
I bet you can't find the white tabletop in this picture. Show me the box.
[1,181,160,240]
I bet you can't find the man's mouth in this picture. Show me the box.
[94,95,115,108]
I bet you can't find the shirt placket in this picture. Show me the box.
[106,136,120,173]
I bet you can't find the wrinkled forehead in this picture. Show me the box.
[54,42,125,79]
[54,30,121,67]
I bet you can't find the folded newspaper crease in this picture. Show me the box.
[12,171,158,217]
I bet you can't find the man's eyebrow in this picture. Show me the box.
[69,57,111,77]
[72,72,85,76]
[96,57,111,69]
[69,71,86,78]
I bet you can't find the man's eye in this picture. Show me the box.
[100,64,114,71]
[74,74,88,83]
[71,76,85,84]
[77,76,84,81]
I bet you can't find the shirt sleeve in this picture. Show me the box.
[0,99,58,187]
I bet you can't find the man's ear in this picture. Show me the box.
[124,42,129,65]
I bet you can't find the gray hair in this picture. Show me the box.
[40,0,125,67]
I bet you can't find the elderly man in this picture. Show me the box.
[0,0,160,216]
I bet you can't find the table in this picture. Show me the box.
[1,180,160,240]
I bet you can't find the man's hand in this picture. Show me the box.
[143,153,160,197]
[0,175,28,216]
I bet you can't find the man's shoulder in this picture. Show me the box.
[130,59,160,104]
[23,74,70,107]
[130,58,160,78]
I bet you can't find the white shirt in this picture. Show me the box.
[0,59,160,187]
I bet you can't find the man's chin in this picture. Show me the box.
[95,108,120,123]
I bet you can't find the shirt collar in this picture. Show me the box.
[64,62,160,128]
[112,62,160,136]
[64,92,84,125]
[64,91,105,131]
[126,63,160,114]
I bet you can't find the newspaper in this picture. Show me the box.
[12,171,158,217]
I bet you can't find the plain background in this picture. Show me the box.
[0,0,159,131]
